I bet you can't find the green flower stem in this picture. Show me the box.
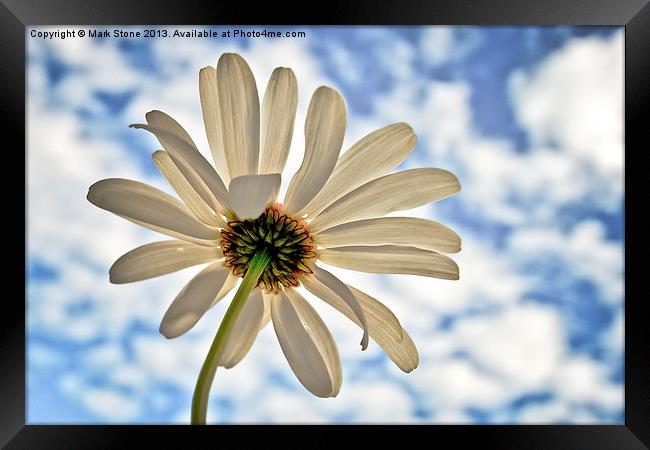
[191,248,271,424]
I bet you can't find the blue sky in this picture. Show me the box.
[27,26,624,423]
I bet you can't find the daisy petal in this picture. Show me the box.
[209,273,239,308]
[302,266,369,350]
[118,216,214,247]
[327,284,418,372]
[380,326,419,373]
[316,217,461,253]
[131,120,232,213]
[87,178,219,243]
[218,289,265,368]
[283,86,346,215]
[217,53,260,179]
[318,245,459,280]
[152,151,224,227]
[309,168,460,232]
[271,289,342,397]
[260,292,276,330]
[159,262,231,338]
[109,240,221,284]
[300,123,416,217]
[142,108,196,147]
[259,67,298,175]
[199,66,230,184]
[228,174,281,220]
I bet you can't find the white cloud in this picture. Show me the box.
[452,303,565,389]
[415,359,510,410]
[420,27,456,67]
[510,32,623,174]
[82,388,142,422]
[321,381,415,423]
[244,391,326,423]
[552,356,622,409]
[508,220,624,303]
[420,27,482,68]
[373,31,624,226]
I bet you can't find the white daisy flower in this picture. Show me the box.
[87,52,461,423]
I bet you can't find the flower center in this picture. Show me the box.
[220,206,316,293]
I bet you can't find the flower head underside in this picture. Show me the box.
[87,52,462,413]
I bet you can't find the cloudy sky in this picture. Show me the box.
[27,26,624,424]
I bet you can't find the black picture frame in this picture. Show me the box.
[5,0,649,447]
